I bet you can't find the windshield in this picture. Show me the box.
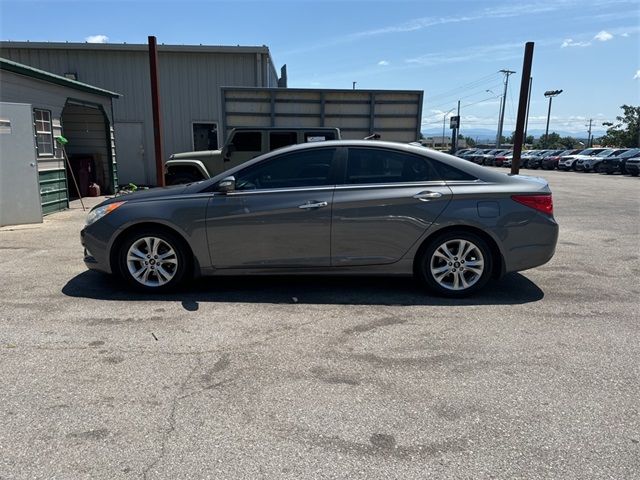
[620,148,640,158]
[596,149,615,157]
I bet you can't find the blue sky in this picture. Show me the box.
[1,0,638,136]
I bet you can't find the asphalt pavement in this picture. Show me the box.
[0,169,638,479]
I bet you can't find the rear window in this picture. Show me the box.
[432,161,477,181]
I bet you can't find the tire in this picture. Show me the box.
[416,231,494,297]
[117,229,189,292]
[167,172,200,186]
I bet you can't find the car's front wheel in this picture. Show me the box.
[118,229,189,291]
[417,232,493,297]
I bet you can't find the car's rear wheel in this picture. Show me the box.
[118,229,188,292]
[417,232,493,297]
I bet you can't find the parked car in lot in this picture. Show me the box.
[454,148,478,158]
[520,150,546,168]
[541,149,582,170]
[558,148,606,171]
[625,155,640,176]
[597,148,640,174]
[81,141,559,297]
[482,149,512,166]
[528,150,565,169]
[464,149,494,164]
[575,148,628,172]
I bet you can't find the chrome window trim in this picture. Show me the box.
[227,185,337,196]
[334,181,448,190]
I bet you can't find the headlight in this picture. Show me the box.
[86,201,125,226]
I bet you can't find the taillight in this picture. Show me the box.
[511,194,553,216]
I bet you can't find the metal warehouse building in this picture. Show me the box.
[0,58,119,222]
[0,41,280,186]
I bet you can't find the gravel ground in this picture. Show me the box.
[0,169,638,479]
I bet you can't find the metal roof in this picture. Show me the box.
[0,41,271,55]
[0,57,121,98]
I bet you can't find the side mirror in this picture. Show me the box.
[223,143,236,162]
[218,176,236,193]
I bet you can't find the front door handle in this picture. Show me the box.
[413,191,443,201]
[298,201,328,209]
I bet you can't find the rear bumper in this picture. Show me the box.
[502,215,559,274]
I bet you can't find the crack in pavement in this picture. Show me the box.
[141,357,202,480]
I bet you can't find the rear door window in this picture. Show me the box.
[345,148,438,184]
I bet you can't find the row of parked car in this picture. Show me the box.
[454,147,640,176]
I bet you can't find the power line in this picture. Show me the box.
[426,72,502,103]
[427,83,503,112]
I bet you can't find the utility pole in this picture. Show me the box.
[511,42,534,175]
[496,69,516,147]
[586,119,593,147]
[148,35,165,187]
[523,76,532,145]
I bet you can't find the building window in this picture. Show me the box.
[34,109,54,157]
[192,122,218,151]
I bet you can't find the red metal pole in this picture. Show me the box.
[511,42,534,175]
[148,35,165,186]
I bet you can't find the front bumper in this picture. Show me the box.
[81,227,112,274]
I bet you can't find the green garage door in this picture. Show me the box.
[39,168,69,215]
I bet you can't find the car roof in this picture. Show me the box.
[199,140,512,187]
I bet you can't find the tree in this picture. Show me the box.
[535,132,562,149]
[463,136,476,147]
[597,105,640,147]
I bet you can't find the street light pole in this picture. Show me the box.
[442,107,454,151]
[543,89,563,146]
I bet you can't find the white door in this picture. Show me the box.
[114,122,146,185]
[0,102,42,227]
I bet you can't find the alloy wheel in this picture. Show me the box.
[429,239,484,291]
[126,236,179,287]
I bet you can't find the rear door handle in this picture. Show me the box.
[298,201,328,209]
[413,191,443,201]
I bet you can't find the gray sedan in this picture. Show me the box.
[81,141,558,297]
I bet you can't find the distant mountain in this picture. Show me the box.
[422,127,606,141]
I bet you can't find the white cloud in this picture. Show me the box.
[561,38,591,47]
[633,70,640,80]
[377,60,390,66]
[621,32,630,37]
[85,34,109,44]
[594,30,613,41]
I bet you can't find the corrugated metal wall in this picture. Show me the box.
[1,44,279,186]
[222,88,424,143]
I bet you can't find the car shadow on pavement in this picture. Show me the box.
[62,271,544,306]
